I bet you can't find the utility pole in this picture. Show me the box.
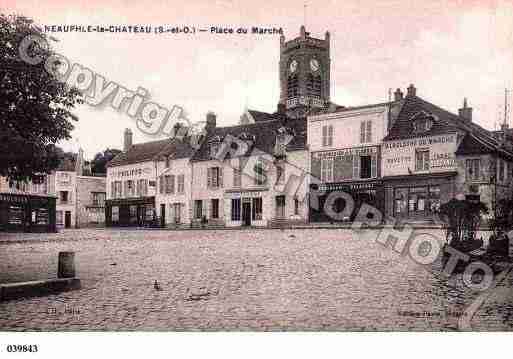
[504,88,510,129]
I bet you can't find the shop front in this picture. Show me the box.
[382,171,457,223]
[224,189,267,227]
[0,192,56,232]
[309,180,384,223]
[105,196,156,227]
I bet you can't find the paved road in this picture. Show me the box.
[0,228,510,330]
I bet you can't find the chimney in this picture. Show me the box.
[406,84,417,97]
[394,88,404,101]
[300,25,306,38]
[206,112,216,130]
[277,103,286,114]
[123,128,133,152]
[458,98,473,122]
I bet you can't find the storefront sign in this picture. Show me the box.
[112,167,152,178]
[314,146,378,160]
[383,134,455,150]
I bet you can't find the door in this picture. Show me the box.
[64,211,72,228]
[242,201,251,226]
[160,204,166,228]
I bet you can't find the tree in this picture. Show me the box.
[90,148,122,174]
[439,198,488,252]
[0,15,83,182]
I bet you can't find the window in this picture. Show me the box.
[210,142,220,159]
[136,179,147,196]
[306,73,322,98]
[394,186,440,216]
[360,120,372,143]
[252,197,263,220]
[276,195,286,218]
[56,210,63,225]
[413,118,433,133]
[165,175,175,194]
[415,149,430,171]
[92,192,106,206]
[211,199,219,219]
[113,181,122,198]
[129,205,138,224]
[60,191,69,203]
[165,156,171,168]
[231,198,241,221]
[254,160,267,185]
[208,167,222,188]
[233,166,241,187]
[294,197,300,215]
[360,156,372,179]
[276,164,285,184]
[111,206,119,221]
[194,200,203,219]
[322,125,333,147]
[177,174,185,193]
[466,159,481,181]
[321,157,334,182]
[126,180,135,197]
[287,74,298,97]
[159,176,164,194]
[498,159,505,182]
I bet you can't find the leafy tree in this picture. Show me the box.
[0,14,83,182]
[90,148,122,174]
[439,198,488,251]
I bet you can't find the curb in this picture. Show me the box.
[458,264,513,331]
[0,277,81,302]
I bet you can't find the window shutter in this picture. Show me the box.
[208,199,212,219]
[207,168,211,188]
[352,155,360,179]
[360,122,366,143]
[159,176,164,194]
[328,125,333,146]
[371,154,377,178]
[322,126,327,146]
[111,182,115,198]
[170,175,175,193]
[219,167,223,187]
[366,121,372,142]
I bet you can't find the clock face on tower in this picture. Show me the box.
[310,58,320,72]
[289,60,298,73]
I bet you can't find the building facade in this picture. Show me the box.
[382,85,513,223]
[307,94,403,222]
[105,129,160,227]
[189,111,309,228]
[0,177,57,232]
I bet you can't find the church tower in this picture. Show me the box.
[279,26,331,118]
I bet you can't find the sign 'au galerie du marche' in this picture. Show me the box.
[384,134,457,169]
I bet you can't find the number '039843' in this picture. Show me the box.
[6,344,38,353]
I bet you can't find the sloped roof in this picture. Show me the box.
[384,95,513,159]
[108,138,170,167]
[155,137,196,160]
[192,116,307,162]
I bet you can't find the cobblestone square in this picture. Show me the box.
[0,228,512,331]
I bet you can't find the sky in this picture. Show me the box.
[2,0,513,159]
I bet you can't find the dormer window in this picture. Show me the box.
[411,111,436,134]
[209,135,222,159]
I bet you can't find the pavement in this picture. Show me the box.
[0,228,511,331]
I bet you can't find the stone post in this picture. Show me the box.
[58,251,76,278]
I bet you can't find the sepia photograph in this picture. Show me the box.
[0,0,512,357]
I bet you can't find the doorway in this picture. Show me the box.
[242,201,251,226]
[160,204,166,228]
[64,211,71,228]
